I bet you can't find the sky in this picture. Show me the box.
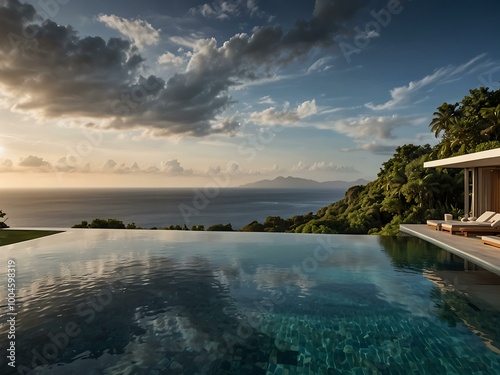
[1,0,500,188]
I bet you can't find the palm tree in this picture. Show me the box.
[480,104,500,141]
[429,103,457,138]
[422,172,453,209]
[437,117,479,158]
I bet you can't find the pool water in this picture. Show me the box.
[1,230,499,374]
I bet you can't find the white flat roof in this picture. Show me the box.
[424,148,500,168]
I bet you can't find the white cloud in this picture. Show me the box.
[189,0,272,21]
[169,35,202,49]
[323,115,422,140]
[296,100,318,118]
[3,155,285,177]
[194,3,218,18]
[210,115,240,135]
[241,164,284,176]
[291,161,308,171]
[114,162,141,174]
[72,159,193,175]
[250,100,318,125]
[341,142,397,155]
[307,57,334,74]
[102,159,118,170]
[190,1,240,20]
[246,0,260,15]
[309,162,357,172]
[206,162,284,177]
[0,155,53,172]
[365,54,488,111]
[0,1,372,138]
[232,73,295,91]
[292,161,357,173]
[96,14,160,49]
[356,28,380,41]
[319,105,362,115]
[19,155,51,168]
[258,95,275,105]
[158,51,186,67]
[53,157,94,173]
[161,159,192,175]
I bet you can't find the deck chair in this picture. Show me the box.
[482,236,500,248]
[427,211,496,230]
[441,213,500,236]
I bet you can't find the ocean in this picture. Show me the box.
[0,188,344,229]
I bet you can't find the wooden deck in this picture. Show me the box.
[400,224,500,277]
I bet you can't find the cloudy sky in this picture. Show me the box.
[1,0,499,187]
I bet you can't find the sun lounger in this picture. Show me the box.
[482,236,500,248]
[427,219,467,230]
[427,211,496,230]
[441,213,500,236]
[426,219,461,230]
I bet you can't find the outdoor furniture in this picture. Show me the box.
[482,236,500,248]
[441,213,500,236]
[427,211,497,230]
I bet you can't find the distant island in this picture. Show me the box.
[65,87,500,236]
[240,176,370,189]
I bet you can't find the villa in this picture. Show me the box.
[400,147,500,276]
[424,148,500,216]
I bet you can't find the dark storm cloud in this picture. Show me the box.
[0,0,371,137]
[282,0,370,58]
[0,0,147,117]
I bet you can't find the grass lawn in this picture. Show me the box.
[0,230,62,246]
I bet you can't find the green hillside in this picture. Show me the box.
[68,87,500,235]
[243,87,500,235]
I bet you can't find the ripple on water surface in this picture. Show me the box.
[0,230,499,374]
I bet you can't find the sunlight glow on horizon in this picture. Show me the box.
[1,1,500,188]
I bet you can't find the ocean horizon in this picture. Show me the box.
[1,188,344,229]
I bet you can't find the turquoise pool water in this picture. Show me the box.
[0,230,499,374]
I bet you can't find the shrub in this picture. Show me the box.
[206,223,234,231]
[0,210,8,228]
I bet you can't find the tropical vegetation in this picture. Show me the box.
[0,230,61,246]
[72,218,140,229]
[0,209,8,228]
[266,87,500,235]
[70,87,500,235]
[280,87,500,235]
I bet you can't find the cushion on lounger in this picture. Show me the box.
[477,211,496,222]
[491,220,500,228]
[487,213,500,224]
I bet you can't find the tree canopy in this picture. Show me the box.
[0,210,8,228]
[72,218,131,229]
[242,87,500,236]
[68,87,500,236]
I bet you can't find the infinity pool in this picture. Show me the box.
[1,230,499,374]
